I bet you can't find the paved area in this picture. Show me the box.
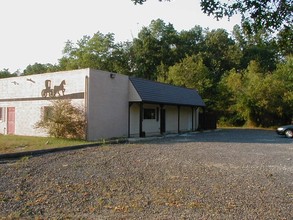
[0,128,292,219]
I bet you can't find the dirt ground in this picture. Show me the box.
[0,129,292,219]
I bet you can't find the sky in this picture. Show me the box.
[0,0,241,73]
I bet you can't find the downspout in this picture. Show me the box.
[194,107,199,130]
[84,75,89,140]
[177,105,180,134]
[191,107,194,132]
[139,102,144,137]
[128,103,133,138]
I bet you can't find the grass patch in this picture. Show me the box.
[0,134,96,154]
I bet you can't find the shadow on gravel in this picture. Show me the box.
[1,129,291,161]
[163,128,293,145]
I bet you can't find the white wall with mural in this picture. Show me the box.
[0,69,89,136]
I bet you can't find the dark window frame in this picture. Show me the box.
[42,106,53,122]
[144,108,156,120]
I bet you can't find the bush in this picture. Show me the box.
[36,100,86,139]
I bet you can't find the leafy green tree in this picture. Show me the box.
[177,26,204,59]
[22,63,60,75]
[163,55,214,107]
[131,0,293,31]
[129,19,179,80]
[0,69,17,78]
[149,19,179,66]
[59,32,118,72]
[200,0,293,32]
[243,61,277,126]
[218,69,246,126]
[156,62,169,83]
[277,25,293,56]
[220,58,293,127]
[129,26,161,79]
[272,56,293,123]
[59,32,132,75]
[202,28,241,81]
[109,41,132,75]
[219,61,268,126]
[232,25,278,72]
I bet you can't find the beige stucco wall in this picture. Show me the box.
[165,106,199,133]
[0,100,52,136]
[129,81,141,102]
[165,106,178,133]
[180,107,192,131]
[142,104,160,135]
[130,103,161,137]
[87,69,129,140]
[0,69,88,136]
[129,103,140,136]
[129,104,200,137]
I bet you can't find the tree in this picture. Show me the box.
[277,25,293,56]
[163,55,214,107]
[59,32,119,72]
[200,0,293,32]
[23,63,60,75]
[109,41,133,75]
[202,28,241,81]
[132,0,293,32]
[232,24,278,72]
[219,58,292,127]
[129,19,179,80]
[272,56,293,122]
[0,69,17,78]
[218,68,246,126]
[129,26,161,79]
[176,26,204,59]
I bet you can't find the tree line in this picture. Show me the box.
[1,19,292,127]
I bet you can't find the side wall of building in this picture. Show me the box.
[0,69,88,136]
[87,70,129,140]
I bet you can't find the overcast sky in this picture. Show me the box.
[0,0,241,73]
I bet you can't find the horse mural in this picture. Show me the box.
[54,80,66,96]
[41,80,66,98]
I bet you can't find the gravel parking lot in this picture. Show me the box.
[0,128,292,219]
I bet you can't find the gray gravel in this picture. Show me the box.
[0,129,292,219]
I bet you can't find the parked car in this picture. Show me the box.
[276,125,293,138]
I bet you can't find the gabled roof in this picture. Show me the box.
[129,77,205,107]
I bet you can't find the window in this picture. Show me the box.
[42,106,53,121]
[0,107,3,121]
[144,109,156,119]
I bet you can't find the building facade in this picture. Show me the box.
[0,69,205,140]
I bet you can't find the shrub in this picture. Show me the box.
[36,100,86,139]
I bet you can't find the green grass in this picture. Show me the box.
[0,134,96,154]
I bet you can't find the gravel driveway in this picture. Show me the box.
[0,129,292,219]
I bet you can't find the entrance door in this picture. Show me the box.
[160,109,166,134]
[7,107,15,134]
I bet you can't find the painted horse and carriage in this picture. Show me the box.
[41,80,66,98]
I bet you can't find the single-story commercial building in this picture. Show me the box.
[0,68,205,140]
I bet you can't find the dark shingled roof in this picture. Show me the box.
[129,77,205,107]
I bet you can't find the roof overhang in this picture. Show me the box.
[129,77,206,107]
